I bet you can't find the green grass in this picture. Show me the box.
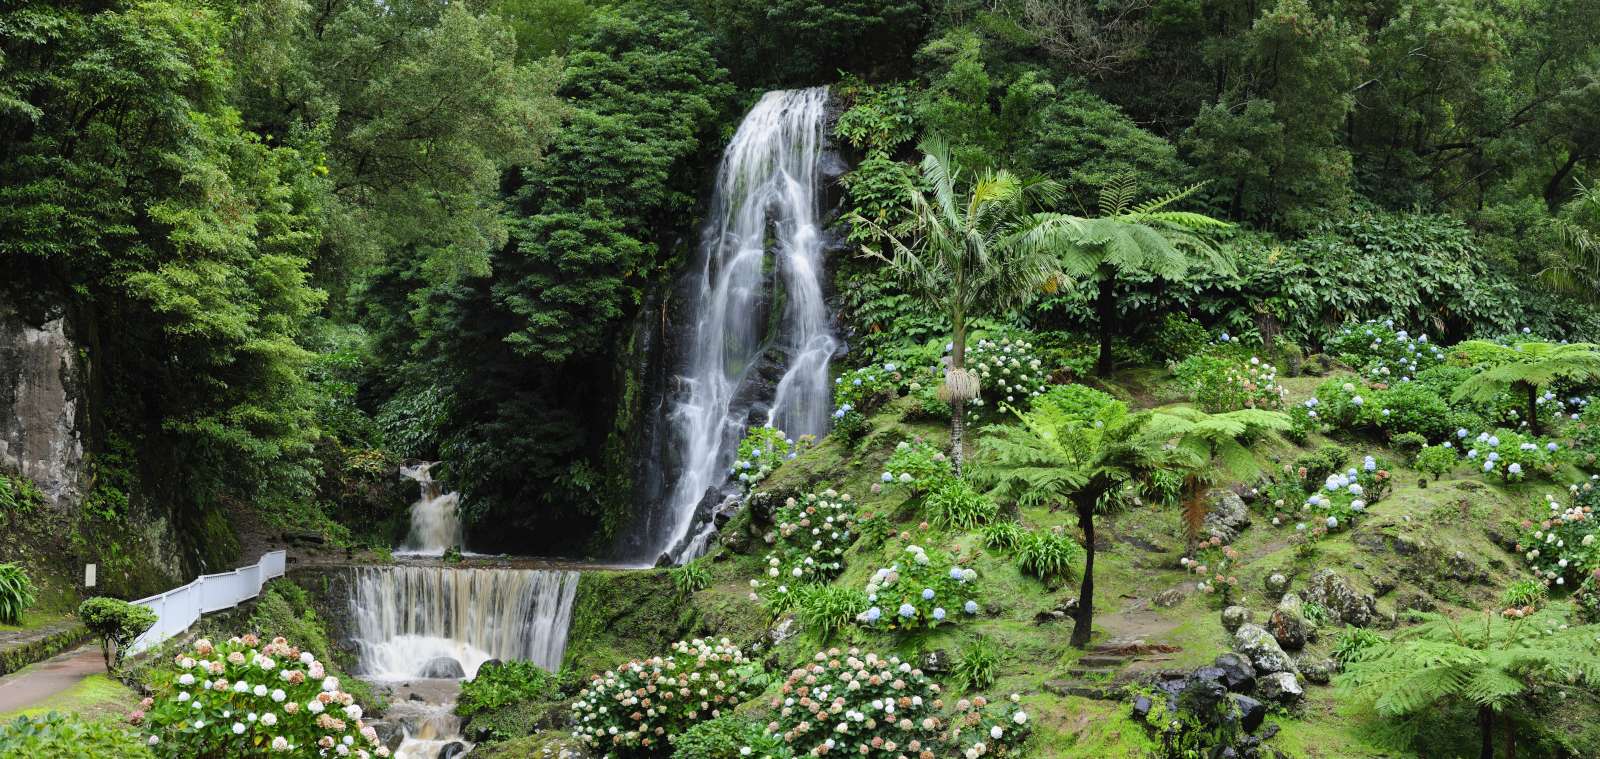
[0,674,139,722]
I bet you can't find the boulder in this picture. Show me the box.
[1302,570,1380,628]
[1298,657,1335,685]
[1155,588,1187,608]
[1268,594,1309,651]
[1222,605,1252,633]
[1178,668,1229,715]
[1259,672,1304,706]
[920,649,950,674]
[419,657,465,680]
[438,742,470,759]
[1213,652,1257,694]
[1232,623,1297,675]
[1229,693,1267,732]
[1264,573,1290,597]
[1204,488,1252,543]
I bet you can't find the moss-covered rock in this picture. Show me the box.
[469,729,592,758]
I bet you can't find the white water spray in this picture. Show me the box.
[652,87,837,563]
[398,462,461,557]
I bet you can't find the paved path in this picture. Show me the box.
[0,643,104,715]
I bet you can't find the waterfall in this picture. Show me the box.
[641,87,838,564]
[347,566,578,680]
[397,462,462,557]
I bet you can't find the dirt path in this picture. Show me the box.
[0,643,104,714]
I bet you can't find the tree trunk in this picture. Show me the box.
[950,308,967,476]
[1071,499,1096,648]
[1095,276,1115,377]
[1479,705,1494,759]
[951,399,965,477]
[1526,383,1541,437]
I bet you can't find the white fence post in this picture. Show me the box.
[125,550,288,655]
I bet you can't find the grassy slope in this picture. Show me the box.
[653,366,1571,758]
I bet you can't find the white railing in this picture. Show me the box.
[127,550,287,654]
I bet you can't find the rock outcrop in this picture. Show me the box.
[0,301,85,507]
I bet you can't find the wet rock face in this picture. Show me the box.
[0,302,84,507]
[1205,488,1252,543]
[1233,623,1297,675]
[1268,594,1309,650]
[1259,672,1304,705]
[1302,569,1381,628]
[419,657,466,679]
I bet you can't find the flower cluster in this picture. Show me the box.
[856,545,980,632]
[1306,379,1371,431]
[961,336,1048,421]
[733,426,803,491]
[138,634,385,758]
[767,648,943,757]
[835,362,907,417]
[1465,429,1560,482]
[571,639,759,755]
[753,489,859,608]
[880,439,953,495]
[1571,400,1600,470]
[1181,537,1243,603]
[944,694,1032,758]
[1173,353,1287,413]
[1515,487,1600,587]
[1325,320,1444,384]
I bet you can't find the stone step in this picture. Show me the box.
[1066,664,1121,678]
[1076,654,1126,668]
[1043,679,1119,701]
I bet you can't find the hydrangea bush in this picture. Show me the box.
[1180,537,1243,604]
[1172,353,1287,413]
[880,439,953,495]
[945,694,1032,758]
[856,545,980,632]
[753,489,860,610]
[733,427,802,492]
[961,336,1048,421]
[1414,444,1459,480]
[1325,320,1444,383]
[767,648,943,757]
[1464,429,1561,482]
[137,634,387,758]
[1515,483,1600,588]
[571,639,761,756]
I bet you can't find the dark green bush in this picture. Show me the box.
[459,660,559,719]
[670,714,783,759]
[1152,313,1210,362]
[1390,431,1428,460]
[1016,530,1084,583]
[1294,444,1350,484]
[922,477,997,530]
[77,597,156,671]
[1370,383,1450,440]
[0,713,152,758]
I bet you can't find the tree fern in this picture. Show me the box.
[1451,340,1600,434]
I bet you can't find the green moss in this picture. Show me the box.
[469,729,590,758]
[0,674,139,722]
[562,570,693,678]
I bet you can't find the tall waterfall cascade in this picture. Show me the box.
[645,87,839,564]
[347,566,578,680]
[397,462,462,557]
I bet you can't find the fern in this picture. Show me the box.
[1451,341,1600,434]
[0,564,34,625]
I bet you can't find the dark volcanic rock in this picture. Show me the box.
[419,657,465,680]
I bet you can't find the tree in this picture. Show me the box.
[855,139,1066,475]
[1042,177,1233,376]
[1452,341,1600,435]
[1145,406,1291,543]
[1338,605,1600,759]
[976,389,1173,647]
[79,597,158,672]
[1540,180,1600,299]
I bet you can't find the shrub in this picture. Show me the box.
[0,713,152,758]
[0,563,35,625]
[1501,579,1548,611]
[1325,320,1444,383]
[1330,626,1387,664]
[979,521,1026,551]
[962,335,1049,421]
[1015,531,1083,584]
[1414,444,1459,480]
[793,584,869,644]
[922,478,997,531]
[458,661,557,719]
[1390,431,1428,460]
[79,597,157,671]
[1180,537,1244,605]
[953,639,1001,690]
[945,694,1032,757]
[1369,382,1451,440]
[1514,489,1600,588]
[766,648,942,756]
[732,426,798,492]
[834,362,906,417]
[570,639,760,756]
[139,634,386,757]
[752,489,859,609]
[1309,379,1370,430]
[1172,353,1287,412]
[857,545,981,632]
[670,715,783,759]
[670,560,711,598]
[1286,404,1315,444]
[1030,384,1118,422]
[880,439,954,494]
[1295,455,1390,532]
[1464,429,1560,482]
[1293,444,1349,485]
[1152,313,1209,362]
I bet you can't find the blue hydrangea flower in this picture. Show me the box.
[881,472,893,482]
[921,588,935,601]
[1326,516,1338,529]
[864,607,882,623]
[964,600,979,614]
[898,604,916,618]
[949,567,964,581]
[932,608,946,621]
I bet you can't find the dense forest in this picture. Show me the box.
[4,0,1600,756]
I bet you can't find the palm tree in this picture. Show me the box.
[1042,176,1233,376]
[853,139,1067,475]
[1145,405,1291,544]
[1451,340,1600,435]
[1338,605,1600,759]
[976,390,1173,648]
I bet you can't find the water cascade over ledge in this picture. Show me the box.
[347,565,578,680]
[397,462,462,557]
[628,87,839,564]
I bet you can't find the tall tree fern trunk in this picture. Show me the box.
[1071,499,1096,648]
[1478,705,1493,759]
[950,306,967,476]
[1095,275,1115,377]
[951,399,965,477]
